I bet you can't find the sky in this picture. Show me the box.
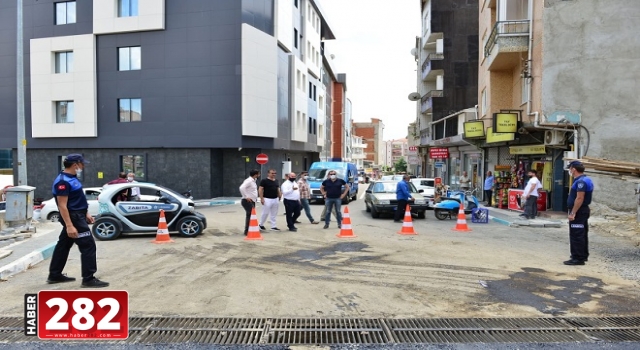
[318,0,421,141]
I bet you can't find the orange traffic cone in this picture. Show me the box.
[452,201,472,232]
[152,209,175,243]
[245,207,264,240]
[336,206,356,238]
[397,204,418,235]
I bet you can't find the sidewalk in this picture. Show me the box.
[483,205,565,228]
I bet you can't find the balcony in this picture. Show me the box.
[422,20,443,49]
[484,20,530,71]
[421,54,444,81]
[420,90,443,114]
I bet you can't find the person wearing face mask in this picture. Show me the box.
[297,171,319,224]
[126,173,140,201]
[564,161,594,266]
[281,172,302,232]
[320,170,350,229]
[259,169,282,231]
[48,154,109,288]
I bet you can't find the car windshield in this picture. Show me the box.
[372,182,419,193]
[414,179,435,187]
[308,168,345,181]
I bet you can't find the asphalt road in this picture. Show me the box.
[1,184,639,320]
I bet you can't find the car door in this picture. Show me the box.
[115,186,181,228]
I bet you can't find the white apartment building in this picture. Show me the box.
[351,135,367,170]
[384,138,409,168]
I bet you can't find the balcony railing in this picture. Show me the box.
[421,54,444,81]
[427,52,444,61]
[484,20,530,57]
[420,90,443,113]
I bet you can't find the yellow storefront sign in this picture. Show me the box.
[463,120,485,138]
[494,113,518,133]
[509,145,546,155]
[486,127,515,143]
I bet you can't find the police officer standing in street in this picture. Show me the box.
[47,154,109,288]
[565,160,594,266]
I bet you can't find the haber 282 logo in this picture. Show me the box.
[25,291,129,340]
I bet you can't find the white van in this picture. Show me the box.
[411,178,435,197]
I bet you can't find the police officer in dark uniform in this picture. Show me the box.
[47,154,109,288]
[564,160,594,266]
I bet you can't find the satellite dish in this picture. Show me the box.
[330,54,335,60]
[408,92,421,101]
[410,48,418,57]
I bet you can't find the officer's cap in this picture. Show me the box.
[566,160,582,169]
[65,154,89,164]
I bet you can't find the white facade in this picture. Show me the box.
[93,0,165,34]
[384,139,409,168]
[351,135,367,170]
[343,99,353,161]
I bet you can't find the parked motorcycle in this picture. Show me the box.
[434,189,480,220]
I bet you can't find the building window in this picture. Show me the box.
[55,51,73,74]
[55,101,74,123]
[294,29,298,49]
[119,98,142,122]
[319,96,324,109]
[313,85,317,101]
[55,1,76,25]
[481,88,487,116]
[308,82,313,99]
[294,0,298,8]
[118,0,139,17]
[121,155,146,180]
[313,119,317,135]
[308,117,313,134]
[118,47,141,71]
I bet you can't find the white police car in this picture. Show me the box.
[91,182,207,240]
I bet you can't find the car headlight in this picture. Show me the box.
[414,200,425,204]
[378,200,390,205]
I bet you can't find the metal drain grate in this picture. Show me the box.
[1,316,639,344]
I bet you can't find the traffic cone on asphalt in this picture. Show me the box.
[397,204,418,235]
[336,206,356,238]
[152,209,174,243]
[245,207,264,240]
[452,201,472,232]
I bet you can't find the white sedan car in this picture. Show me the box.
[40,187,103,222]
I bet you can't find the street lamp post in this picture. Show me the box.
[16,0,27,185]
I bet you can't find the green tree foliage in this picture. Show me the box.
[394,157,407,173]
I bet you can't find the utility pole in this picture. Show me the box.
[16,0,28,185]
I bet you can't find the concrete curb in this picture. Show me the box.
[0,242,56,281]
[490,216,514,227]
[209,199,240,206]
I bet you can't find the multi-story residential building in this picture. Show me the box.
[342,98,352,162]
[0,0,339,200]
[475,0,640,211]
[353,118,384,167]
[407,122,420,175]
[350,135,367,171]
[414,0,479,184]
[384,139,408,168]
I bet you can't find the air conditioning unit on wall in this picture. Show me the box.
[544,130,566,146]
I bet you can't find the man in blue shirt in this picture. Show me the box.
[394,175,415,222]
[565,161,594,266]
[484,171,494,206]
[320,170,350,229]
[48,154,109,288]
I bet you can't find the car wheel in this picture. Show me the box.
[91,217,122,241]
[365,201,371,212]
[47,212,60,222]
[417,211,426,219]
[371,205,380,218]
[434,209,449,220]
[177,216,204,237]
[351,192,357,201]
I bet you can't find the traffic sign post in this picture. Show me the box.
[256,153,268,165]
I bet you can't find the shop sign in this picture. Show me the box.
[486,127,515,143]
[463,120,485,138]
[509,145,546,155]
[493,113,518,133]
[429,148,449,159]
[434,177,442,185]
[408,155,420,165]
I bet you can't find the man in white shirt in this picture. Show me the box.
[459,171,471,191]
[239,169,260,236]
[281,172,302,232]
[520,169,542,220]
[127,173,141,201]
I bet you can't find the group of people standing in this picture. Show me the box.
[239,169,350,234]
